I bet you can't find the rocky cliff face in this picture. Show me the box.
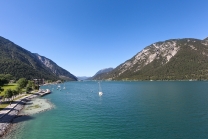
[118,40,179,75]
[34,54,77,81]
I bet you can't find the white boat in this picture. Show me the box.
[63,83,66,89]
[99,91,103,96]
[98,82,103,96]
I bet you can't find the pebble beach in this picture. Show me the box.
[0,90,53,138]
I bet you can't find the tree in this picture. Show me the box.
[0,86,3,93]
[17,78,28,89]
[0,74,13,86]
[12,90,18,99]
[0,79,4,86]
[26,86,30,93]
[12,90,18,96]
[4,89,13,100]
[27,80,32,88]
[26,80,33,93]
[16,86,22,94]
[31,81,36,90]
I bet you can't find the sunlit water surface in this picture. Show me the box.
[3,81,208,139]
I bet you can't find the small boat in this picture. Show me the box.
[63,83,66,89]
[98,82,103,96]
[99,91,103,96]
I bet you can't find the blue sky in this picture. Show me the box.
[0,0,208,76]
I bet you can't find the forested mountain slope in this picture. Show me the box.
[0,36,77,81]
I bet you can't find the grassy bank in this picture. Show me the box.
[0,94,29,110]
[0,83,39,110]
[0,83,18,96]
[0,102,10,110]
[0,83,27,96]
[0,83,27,110]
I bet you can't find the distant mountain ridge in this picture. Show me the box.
[77,76,90,80]
[0,36,77,81]
[99,37,208,80]
[89,68,114,80]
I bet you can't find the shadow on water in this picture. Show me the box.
[12,115,34,123]
[14,101,25,106]
[0,114,34,123]
[24,102,33,105]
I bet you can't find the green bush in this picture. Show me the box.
[4,89,13,99]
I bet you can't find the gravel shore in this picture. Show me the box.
[0,91,52,137]
[0,97,27,136]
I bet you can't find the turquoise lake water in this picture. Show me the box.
[3,81,208,139]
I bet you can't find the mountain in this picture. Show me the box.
[77,76,90,80]
[0,36,77,81]
[89,68,114,80]
[101,37,208,80]
[33,54,77,81]
[204,37,208,41]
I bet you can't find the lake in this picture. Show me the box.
[3,81,208,139]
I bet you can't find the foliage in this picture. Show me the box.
[26,86,30,93]
[2,84,17,90]
[0,84,17,96]
[31,81,36,90]
[27,80,33,88]
[12,89,18,96]
[0,86,3,93]
[4,89,13,99]
[0,74,12,86]
[16,85,22,94]
[17,78,28,89]
[26,81,33,93]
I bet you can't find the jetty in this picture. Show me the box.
[39,89,51,97]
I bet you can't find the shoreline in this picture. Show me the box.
[0,89,52,137]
